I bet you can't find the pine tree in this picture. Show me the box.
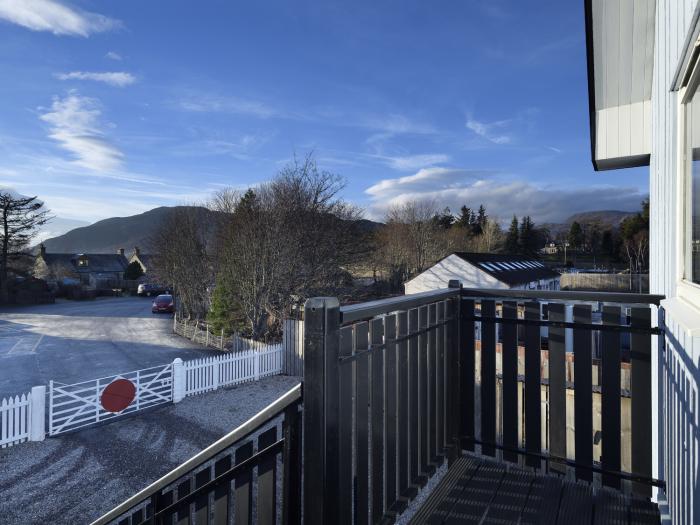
[505,215,520,254]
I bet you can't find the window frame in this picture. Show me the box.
[677,54,700,307]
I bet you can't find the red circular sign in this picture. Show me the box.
[100,378,136,413]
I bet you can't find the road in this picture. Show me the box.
[0,296,220,397]
[0,375,300,525]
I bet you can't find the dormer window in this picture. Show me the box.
[77,255,89,267]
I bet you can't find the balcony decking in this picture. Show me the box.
[410,454,660,524]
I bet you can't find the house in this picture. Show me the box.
[586,0,699,520]
[540,242,559,255]
[128,246,154,275]
[404,252,560,294]
[34,245,129,287]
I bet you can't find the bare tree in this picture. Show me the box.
[150,207,214,318]
[0,192,51,302]
[212,155,364,339]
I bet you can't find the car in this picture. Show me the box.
[138,283,167,297]
[152,294,175,314]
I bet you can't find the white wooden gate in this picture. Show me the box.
[48,363,173,436]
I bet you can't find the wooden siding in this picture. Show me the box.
[651,1,700,523]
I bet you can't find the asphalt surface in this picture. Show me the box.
[0,297,220,397]
[0,375,300,525]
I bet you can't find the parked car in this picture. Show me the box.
[138,283,167,297]
[152,294,175,314]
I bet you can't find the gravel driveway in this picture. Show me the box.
[0,297,221,397]
[0,375,300,525]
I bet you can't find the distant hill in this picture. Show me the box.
[564,210,636,227]
[542,210,636,237]
[39,206,216,254]
[39,206,383,254]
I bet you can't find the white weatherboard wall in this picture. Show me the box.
[404,254,508,294]
[650,1,700,523]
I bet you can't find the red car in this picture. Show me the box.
[152,294,175,314]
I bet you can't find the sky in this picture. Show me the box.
[0,0,649,230]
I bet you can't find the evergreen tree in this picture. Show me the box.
[434,207,454,229]
[456,205,473,229]
[124,261,144,280]
[519,216,537,255]
[477,204,488,228]
[568,221,584,251]
[505,215,520,254]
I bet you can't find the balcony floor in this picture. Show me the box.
[409,454,659,524]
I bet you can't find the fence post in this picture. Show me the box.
[303,297,340,525]
[213,357,220,389]
[29,385,46,442]
[172,358,185,402]
[254,350,260,380]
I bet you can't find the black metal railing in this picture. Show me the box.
[302,285,665,525]
[91,384,302,525]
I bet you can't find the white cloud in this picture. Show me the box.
[39,93,124,172]
[365,167,646,223]
[375,153,450,171]
[466,117,512,144]
[105,51,122,61]
[179,94,278,119]
[56,71,136,87]
[0,0,119,37]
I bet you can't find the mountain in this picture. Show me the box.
[39,206,216,254]
[564,210,636,227]
[541,210,637,237]
[0,186,90,245]
[35,217,91,244]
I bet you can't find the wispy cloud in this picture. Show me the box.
[0,0,120,37]
[375,153,450,171]
[466,117,512,144]
[39,92,124,172]
[105,51,122,61]
[56,71,136,87]
[366,167,490,200]
[365,167,646,223]
[178,94,279,119]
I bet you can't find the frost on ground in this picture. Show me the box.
[394,460,448,524]
[0,375,300,525]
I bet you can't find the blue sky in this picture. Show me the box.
[0,0,648,229]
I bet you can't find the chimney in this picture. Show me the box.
[40,244,46,257]
[118,248,125,256]
[134,246,140,256]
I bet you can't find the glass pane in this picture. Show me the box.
[688,89,700,284]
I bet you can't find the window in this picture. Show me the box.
[685,82,700,285]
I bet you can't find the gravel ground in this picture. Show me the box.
[0,375,300,525]
[0,297,222,397]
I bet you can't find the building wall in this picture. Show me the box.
[404,254,507,294]
[651,1,700,522]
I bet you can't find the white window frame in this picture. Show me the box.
[677,53,700,308]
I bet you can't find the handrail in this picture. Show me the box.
[460,288,665,305]
[91,383,302,525]
[340,288,460,324]
[339,287,664,326]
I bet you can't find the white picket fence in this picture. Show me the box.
[184,345,283,397]
[1,392,31,448]
[0,343,285,446]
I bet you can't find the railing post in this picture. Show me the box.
[282,402,302,525]
[446,280,461,463]
[303,297,340,525]
[29,385,46,442]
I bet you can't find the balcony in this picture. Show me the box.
[93,286,663,524]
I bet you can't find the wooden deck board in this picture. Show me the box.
[410,455,660,524]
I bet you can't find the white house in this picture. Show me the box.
[586,1,700,521]
[404,252,560,294]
